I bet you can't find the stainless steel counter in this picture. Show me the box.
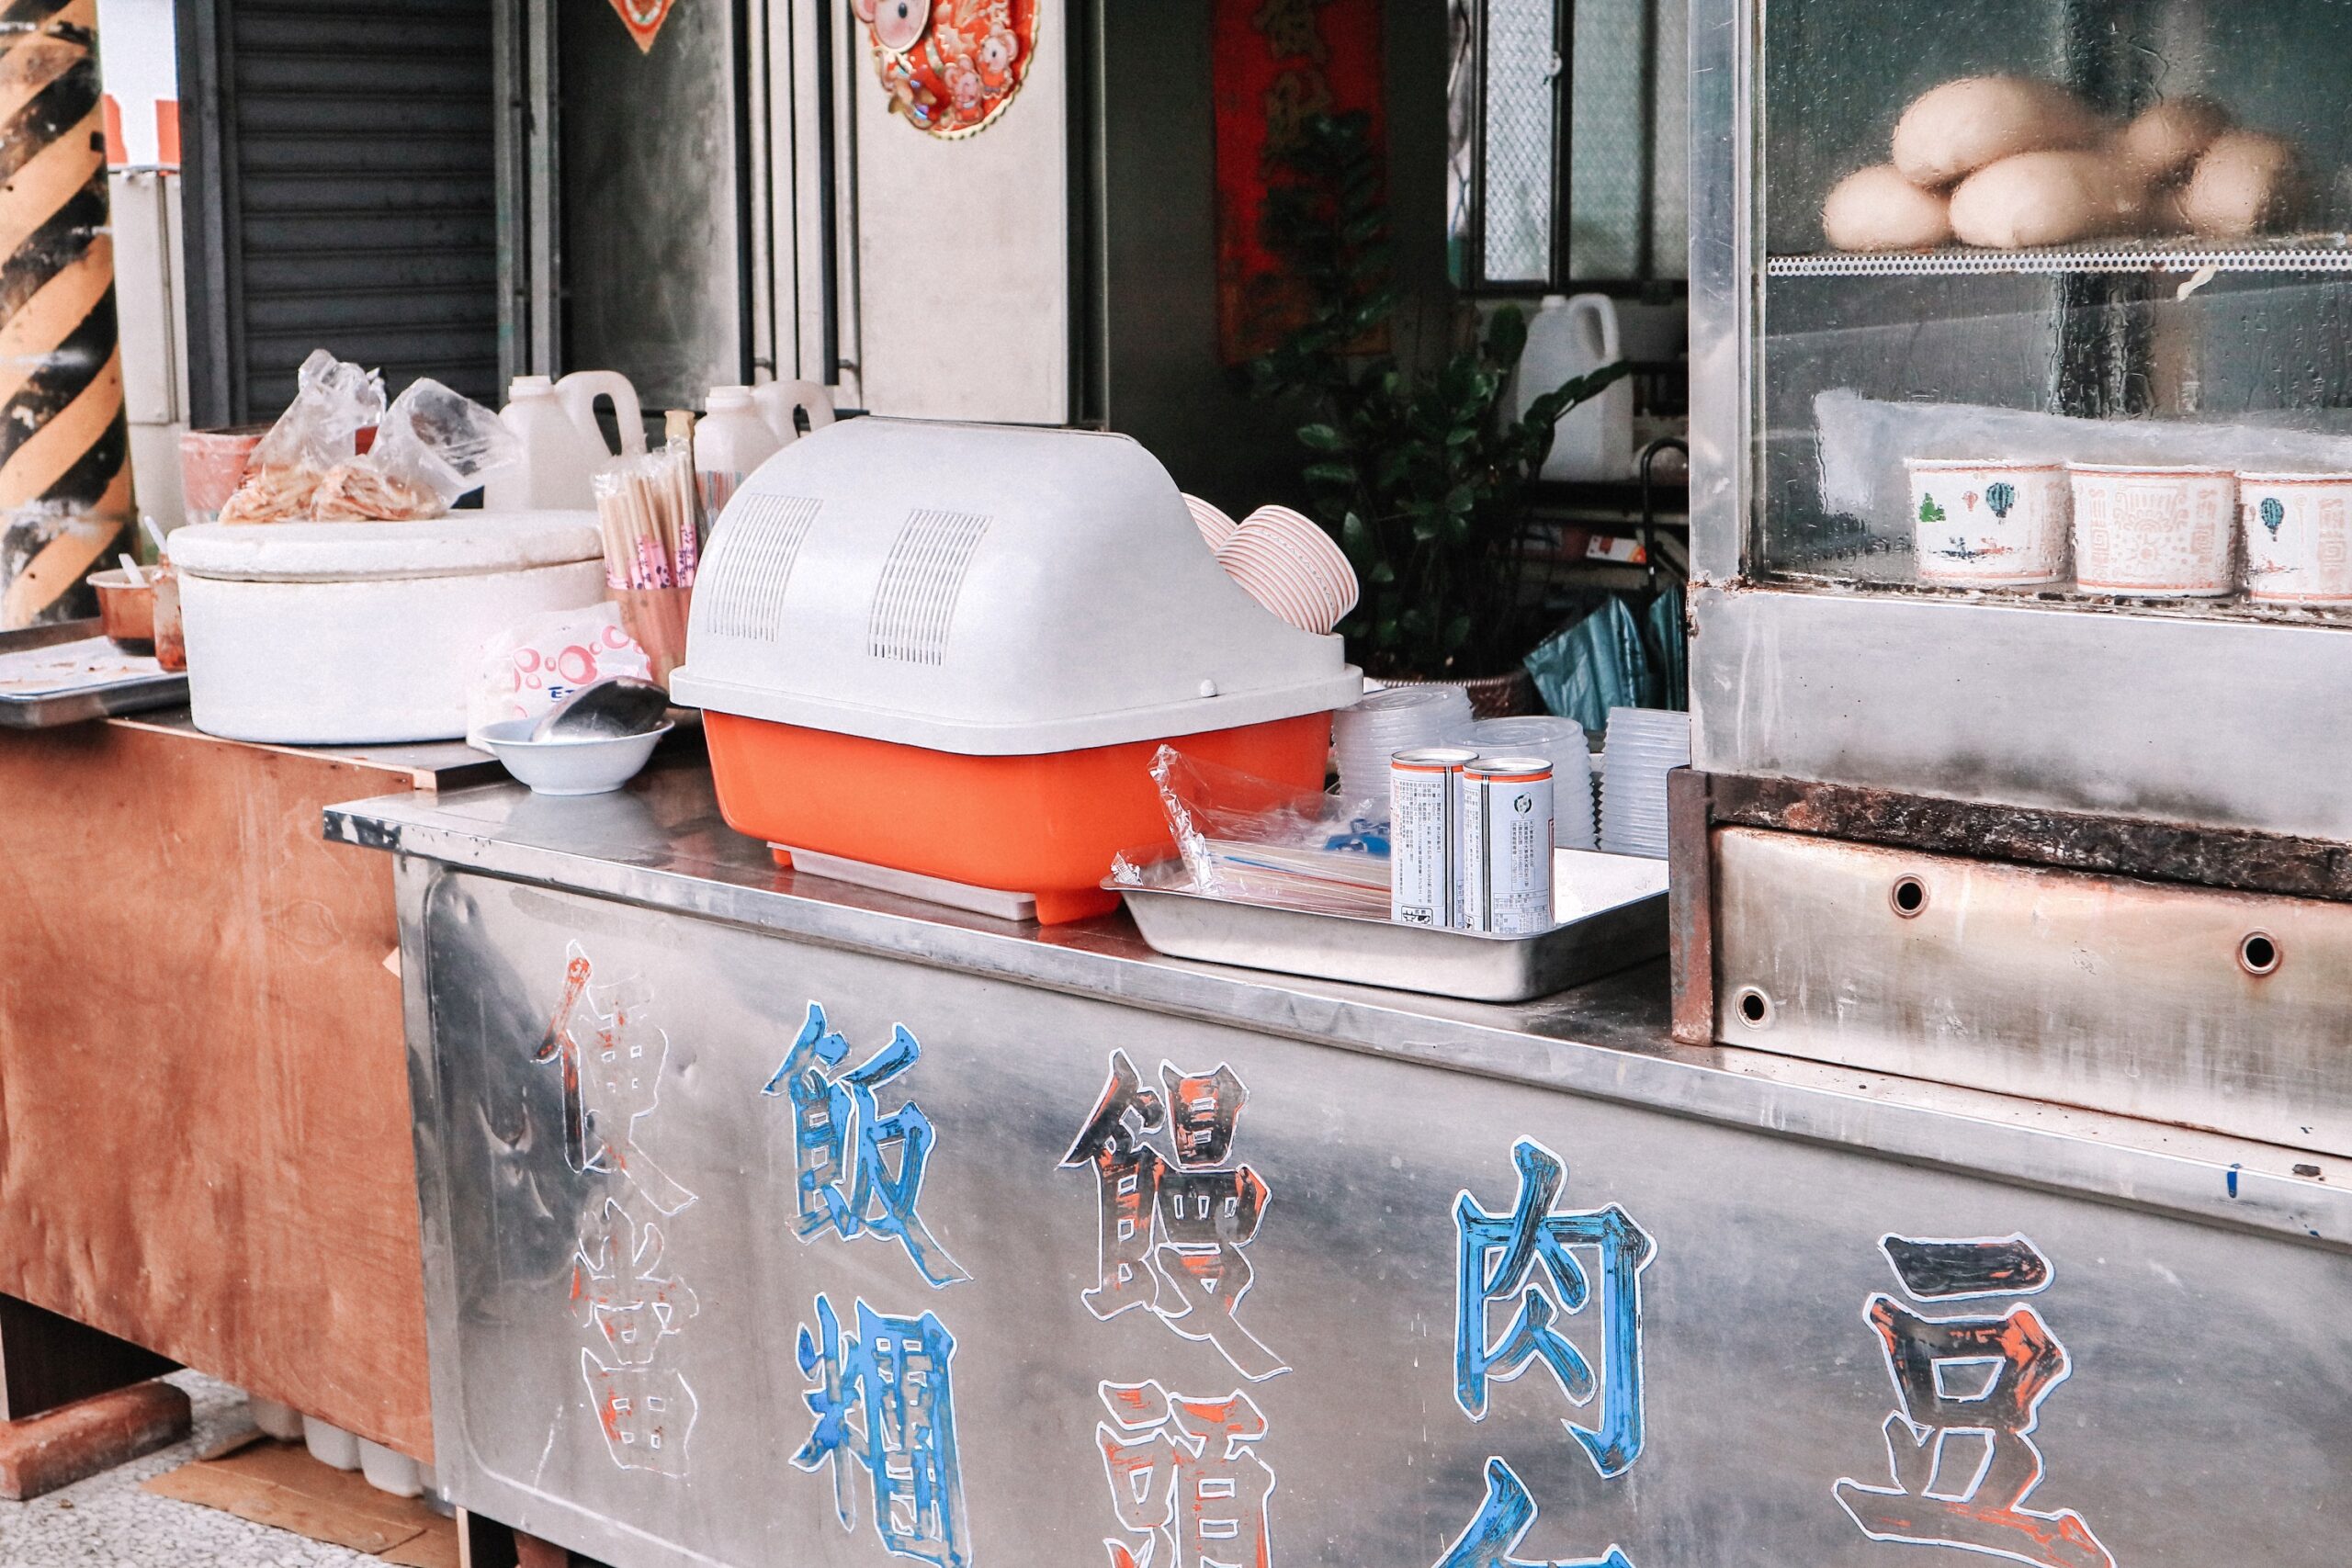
[334,762,2352,1568]
[328,762,2347,1248]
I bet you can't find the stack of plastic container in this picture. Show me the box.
[1333,685,1472,804]
[1468,716,1598,849]
[1598,707,1690,859]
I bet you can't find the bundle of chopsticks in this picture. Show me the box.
[593,444,702,591]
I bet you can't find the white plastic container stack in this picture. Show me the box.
[1333,685,1471,804]
[1598,707,1690,859]
[1469,715,1598,849]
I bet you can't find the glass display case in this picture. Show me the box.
[1689,0,2352,841]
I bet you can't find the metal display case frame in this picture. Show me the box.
[1684,0,2352,843]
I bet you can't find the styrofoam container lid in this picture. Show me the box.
[168,511,604,583]
[673,419,1362,755]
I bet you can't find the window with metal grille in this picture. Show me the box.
[1446,0,1689,292]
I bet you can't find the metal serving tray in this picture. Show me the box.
[0,619,187,728]
[1111,848,1668,1002]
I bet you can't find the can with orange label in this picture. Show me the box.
[1390,746,1476,927]
[1461,756,1555,935]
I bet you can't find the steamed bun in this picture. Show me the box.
[1893,76,2103,188]
[2177,130,2301,238]
[2116,97,2233,185]
[1823,164,1954,251]
[1948,151,2148,249]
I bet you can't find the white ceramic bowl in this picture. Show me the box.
[480,717,671,795]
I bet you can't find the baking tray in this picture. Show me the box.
[0,619,188,728]
[1109,848,1669,1002]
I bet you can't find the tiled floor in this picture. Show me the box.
[0,1372,380,1568]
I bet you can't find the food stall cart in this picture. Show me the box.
[331,761,2348,1568]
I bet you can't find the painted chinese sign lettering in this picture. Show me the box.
[1435,1137,1656,1568]
[1060,1050,1286,1382]
[539,942,700,1474]
[1433,1458,1634,1568]
[797,1294,972,1568]
[1095,1381,1276,1568]
[1835,1233,2115,1568]
[763,1002,967,1287]
[538,942,696,1214]
[1454,1138,1655,1477]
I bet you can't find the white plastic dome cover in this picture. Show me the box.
[670,419,1363,754]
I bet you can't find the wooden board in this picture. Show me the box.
[144,1434,458,1562]
[0,721,431,1458]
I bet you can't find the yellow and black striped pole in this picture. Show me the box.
[0,0,126,630]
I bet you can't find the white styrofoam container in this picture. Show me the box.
[671,418,1361,756]
[169,512,606,744]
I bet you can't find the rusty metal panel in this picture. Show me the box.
[1706,771,2352,903]
[1713,825,2352,1156]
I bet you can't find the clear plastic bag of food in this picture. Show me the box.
[467,603,653,748]
[1116,745,1390,918]
[314,378,522,521]
[218,350,386,524]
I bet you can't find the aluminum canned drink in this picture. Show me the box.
[1389,746,1477,928]
[1461,756,1555,935]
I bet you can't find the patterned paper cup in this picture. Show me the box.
[2066,464,2237,598]
[1905,460,2071,587]
[2237,473,2352,605]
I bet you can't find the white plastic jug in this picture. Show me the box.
[696,386,784,521]
[483,371,647,511]
[752,378,836,446]
[1515,295,1635,483]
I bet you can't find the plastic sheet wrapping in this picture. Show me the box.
[1524,595,1653,731]
[220,354,520,524]
[359,378,524,513]
[1814,387,2352,541]
[1113,745,1390,918]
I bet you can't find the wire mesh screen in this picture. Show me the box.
[1481,0,1560,282]
[1451,0,1684,288]
[1568,0,1643,277]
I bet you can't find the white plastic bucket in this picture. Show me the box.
[170,513,606,743]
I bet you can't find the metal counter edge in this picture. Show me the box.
[322,790,2351,1254]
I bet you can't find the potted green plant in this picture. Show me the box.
[1245,112,1629,708]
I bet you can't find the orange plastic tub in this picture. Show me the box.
[706,709,1334,923]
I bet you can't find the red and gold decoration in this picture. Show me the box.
[1212,0,1386,365]
[608,0,679,54]
[854,0,1037,139]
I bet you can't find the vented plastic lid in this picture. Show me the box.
[671,419,1362,755]
[169,512,604,583]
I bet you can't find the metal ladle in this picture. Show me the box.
[532,677,672,742]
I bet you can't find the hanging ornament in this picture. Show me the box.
[854,0,1037,139]
[609,0,679,53]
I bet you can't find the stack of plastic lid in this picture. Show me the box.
[1333,685,1472,805]
[1468,716,1598,849]
[1598,707,1690,859]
